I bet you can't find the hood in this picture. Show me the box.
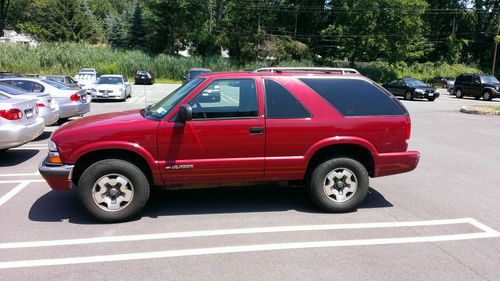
[484,82,500,88]
[51,110,159,154]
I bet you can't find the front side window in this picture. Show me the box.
[189,79,258,119]
[264,79,310,118]
[300,78,406,117]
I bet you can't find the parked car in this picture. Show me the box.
[0,82,59,126]
[90,75,132,101]
[77,68,101,76]
[382,78,439,101]
[0,72,23,79]
[182,68,212,84]
[134,70,155,85]
[74,72,98,94]
[39,67,420,222]
[45,75,81,89]
[0,92,45,150]
[453,74,499,101]
[0,78,90,121]
[429,76,455,90]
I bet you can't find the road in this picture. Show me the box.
[0,85,499,281]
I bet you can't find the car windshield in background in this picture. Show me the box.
[46,76,65,83]
[97,77,123,84]
[0,83,29,95]
[80,69,95,73]
[190,71,209,79]
[75,73,96,80]
[147,78,204,118]
[480,76,499,84]
[405,79,427,87]
[42,79,73,90]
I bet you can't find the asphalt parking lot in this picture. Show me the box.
[1,85,499,280]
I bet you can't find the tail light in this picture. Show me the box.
[70,93,80,101]
[147,73,152,79]
[0,109,23,120]
[36,103,45,107]
[405,116,411,144]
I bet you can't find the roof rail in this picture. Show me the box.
[253,67,360,74]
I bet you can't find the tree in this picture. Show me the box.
[0,0,11,37]
[128,3,146,50]
[107,15,127,48]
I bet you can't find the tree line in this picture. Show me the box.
[1,0,499,71]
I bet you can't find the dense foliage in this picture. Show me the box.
[1,0,499,72]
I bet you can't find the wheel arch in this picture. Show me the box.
[71,148,158,187]
[304,140,376,180]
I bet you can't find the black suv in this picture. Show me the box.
[454,74,499,101]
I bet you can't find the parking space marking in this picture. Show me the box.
[0,179,45,184]
[0,218,498,269]
[0,218,497,250]
[0,172,39,177]
[0,182,30,207]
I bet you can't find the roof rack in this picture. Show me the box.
[253,67,360,74]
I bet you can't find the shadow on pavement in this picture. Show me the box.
[0,149,40,167]
[28,185,392,225]
[34,131,51,141]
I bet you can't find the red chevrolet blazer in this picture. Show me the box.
[39,67,420,222]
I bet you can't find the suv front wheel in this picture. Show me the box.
[77,159,150,222]
[309,158,369,212]
[483,91,493,101]
[455,89,464,98]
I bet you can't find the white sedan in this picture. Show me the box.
[90,75,132,101]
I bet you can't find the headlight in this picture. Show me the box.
[91,88,97,92]
[48,140,58,152]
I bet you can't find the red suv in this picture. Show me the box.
[39,67,420,222]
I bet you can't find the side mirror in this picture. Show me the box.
[178,104,192,122]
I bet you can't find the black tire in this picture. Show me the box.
[404,91,413,101]
[428,97,435,101]
[483,91,493,101]
[455,89,464,99]
[77,159,150,222]
[309,158,369,213]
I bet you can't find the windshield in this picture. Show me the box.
[75,73,96,81]
[97,77,124,85]
[189,70,210,79]
[42,79,73,90]
[480,76,499,84]
[146,78,205,118]
[46,76,65,83]
[405,79,427,87]
[0,83,29,95]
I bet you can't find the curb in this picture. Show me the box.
[460,106,500,116]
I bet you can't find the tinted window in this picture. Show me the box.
[463,76,472,83]
[0,83,29,95]
[189,79,258,119]
[300,78,406,117]
[264,79,310,118]
[42,79,71,90]
[12,81,33,92]
[32,83,44,93]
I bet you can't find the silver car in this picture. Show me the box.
[90,75,132,101]
[0,92,45,150]
[0,78,90,120]
[0,82,59,126]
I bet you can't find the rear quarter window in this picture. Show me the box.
[299,78,406,117]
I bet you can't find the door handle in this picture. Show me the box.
[249,127,264,135]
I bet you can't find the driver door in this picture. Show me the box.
[156,78,265,186]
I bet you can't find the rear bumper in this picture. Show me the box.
[59,101,91,118]
[0,117,45,150]
[38,161,74,190]
[40,108,59,126]
[374,151,420,177]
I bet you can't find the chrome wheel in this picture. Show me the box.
[483,92,491,101]
[92,174,134,212]
[323,168,358,203]
[405,92,412,100]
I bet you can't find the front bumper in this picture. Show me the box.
[374,151,420,177]
[59,100,91,119]
[91,92,125,100]
[0,117,45,150]
[38,161,74,190]
[413,91,440,99]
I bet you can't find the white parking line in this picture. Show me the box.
[0,182,30,207]
[0,218,497,269]
[0,179,45,184]
[0,172,39,177]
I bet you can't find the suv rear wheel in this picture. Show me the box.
[309,158,369,212]
[77,159,150,222]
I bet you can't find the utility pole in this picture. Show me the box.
[208,0,212,33]
[294,4,299,37]
[493,12,500,75]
